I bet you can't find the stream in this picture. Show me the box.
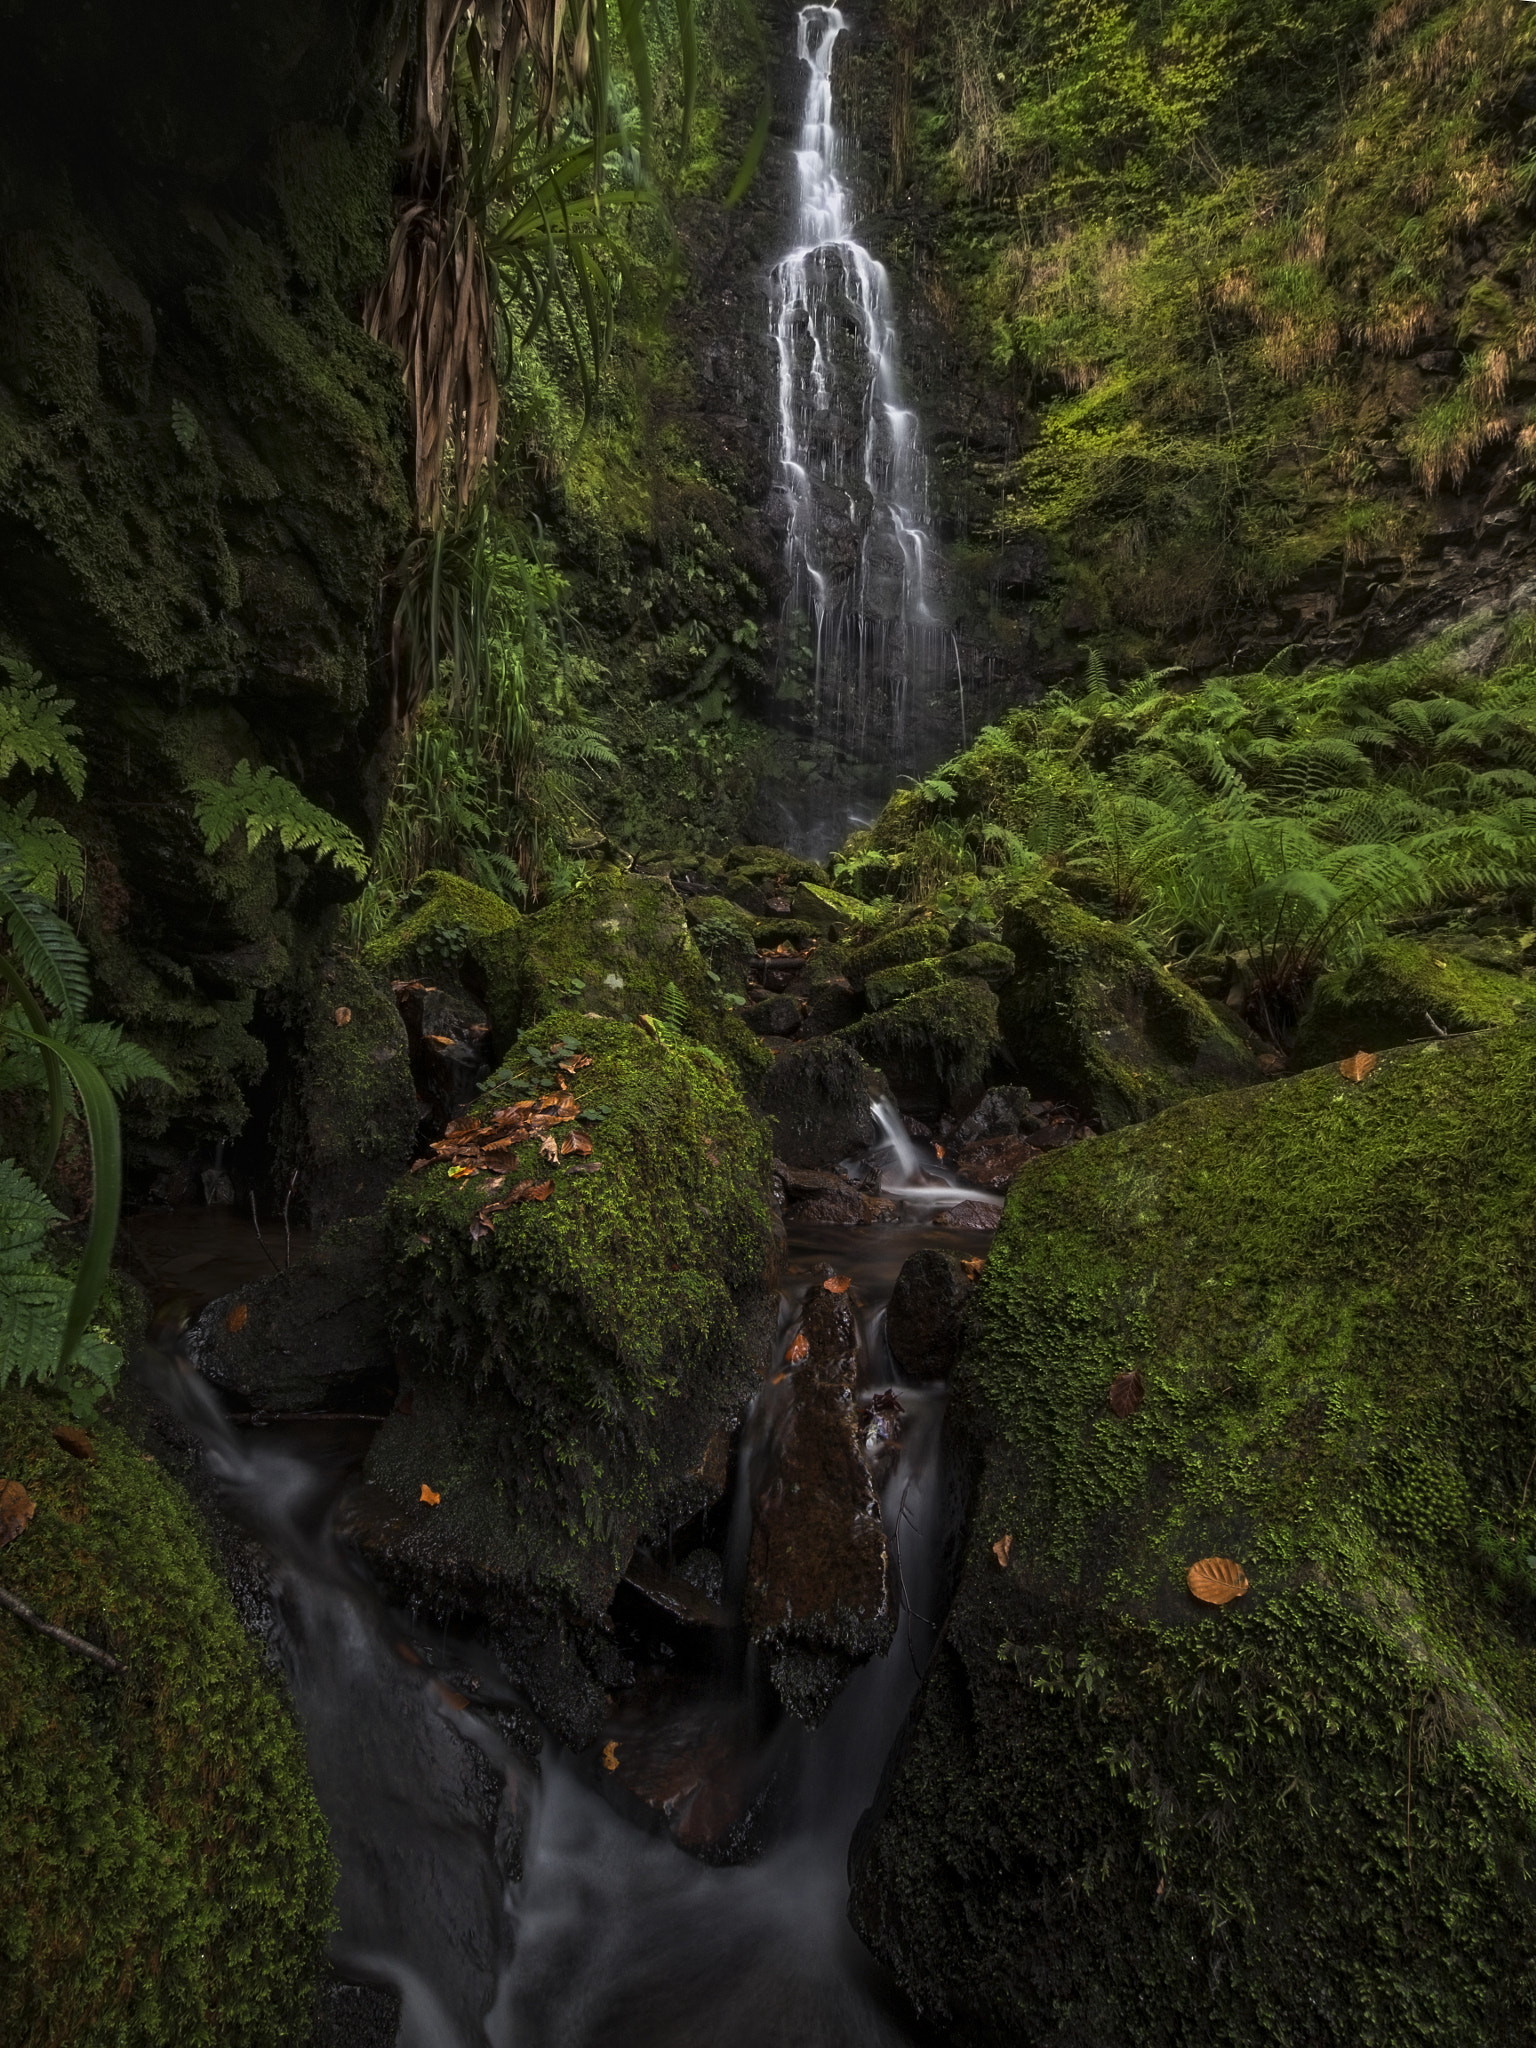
[140,1116,994,2047]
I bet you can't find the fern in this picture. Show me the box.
[0,793,86,900]
[0,1014,173,1100]
[189,760,368,877]
[661,980,689,1033]
[0,1157,120,1398]
[0,838,90,1022]
[0,658,86,796]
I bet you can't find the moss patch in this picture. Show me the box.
[854,1027,1536,2045]
[843,975,1001,1105]
[1293,935,1536,1069]
[0,1390,331,2047]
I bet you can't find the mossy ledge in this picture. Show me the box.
[854,1025,1536,2045]
[0,1389,332,2047]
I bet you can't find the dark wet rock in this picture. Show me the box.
[296,957,418,1232]
[789,1182,865,1225]
[802,974,861,1034]
[754,1036,877,1167]
[844,978,1002,1110]
[744,1371,893,1724]
[623,1549,733,1628]
[767,1643,850,1727]
[927,1200,1000,1231]
[951,1085,1032,1145]
[860,1193,903,1224]
[308,1979,403,2048]
[999,884,1259,1126]
[798,1285,861,1377]
[188,1221,394,1413]
[601,1679,775,1860]
[678,1547,726,1602]
[952,1132,1036,1191]
[886,1249,970,1381]
[743,993,802,1037]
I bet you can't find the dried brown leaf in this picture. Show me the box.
[560,1130,593,1158]
[1338,1051,1378,1083]
[51,1426,96,1463]
[787,1331,810,1365]
[823,1274,852,1295]
[992,1533,1013,1569]
[420,1483,441,1506]
[334,1007,352,1027]
[601,1739,620,1772]
[1187,1557,1249,1606]
[0,1480,36,1547]
[1108,1370,1145,1419]
[226,1302,249,1334]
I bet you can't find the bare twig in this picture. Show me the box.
[250,1192,283,1278]
[283,1168,298,1271]
[0,1584,125,1673]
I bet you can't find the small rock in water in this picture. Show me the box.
[929,1200,1001,1232]
[886,1248,970,1381]
[953,1132,1035,1191]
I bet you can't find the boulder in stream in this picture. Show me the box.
[754,1036,876,1167]
[885,1248,970,1381]
[853,1027,1536,2043]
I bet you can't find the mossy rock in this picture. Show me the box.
[943,940,1016,990]
[361,870,520,980]
[0,1390,331,2046]
[364,1010,777,1615]
[999,882,1258,1125]
[864,958,946,1012]
[297,954,417,1230]
[843,976,1001,1106]
[1293,936,1536,1069]
[719,844,832,910]
[845,919,951,987]
[854,1029,1536,2046]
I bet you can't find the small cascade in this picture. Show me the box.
[770,5,954,811]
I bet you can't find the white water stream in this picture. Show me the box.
[770,5,954,789]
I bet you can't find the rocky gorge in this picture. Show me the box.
[7,3,1536,2045]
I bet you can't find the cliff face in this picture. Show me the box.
[0,0,409,1158]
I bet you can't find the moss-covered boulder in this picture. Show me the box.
[999,883,1258,1125]
[362,870,520,982]
[753,1037,876,1168]
[854,1029,1536,2046]
[0,1390,330,2046]
[844,977,1001,1107]
[864,958,946,1012]
[1292,936,1536,1069]
[359,1011,777,1624]
[845,919,951,987]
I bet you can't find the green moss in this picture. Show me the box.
[0,1390,331,2046]
[943,940,1016,989]
[855,1027,1536,2044]
[846,920,952,984]
[296,953,417,1228]
[1293,936,1536,1069]
[362,869,521,978]
[366,1009,775,1608]
[999,881,1257,1124]
[844,975,1001,1102]
[864,958,946,1012]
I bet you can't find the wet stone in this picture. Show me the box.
[743,993,802,1037]
[953,1132,1035,1192]
[886,1248,971,1382]
[928,1199,1000,1231]
[755,1037,877,1169]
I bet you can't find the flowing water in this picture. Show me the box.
[770,5,955,837]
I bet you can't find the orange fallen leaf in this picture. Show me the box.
[334,1007,352,1026]
[225,1302,249,1334]
[561,1129,594,1157]
[419,1484,441,1506]
[395,1639,422,1665]
[601,1740,620,1772]
[1187,1557,1249,1606]
[51,1426,96,1462]
[823,1274,852,1295]
[525,1181,554,1202]
[992,1533,1013,1569]
[0,1480,36,1547]
[787,1331,810,1365]
[426,1033,455,1046]
[960,1257,986,1282]
[1338,1051,1377,1083]
[437,1684,469,1711]
[448,1164,478,1178]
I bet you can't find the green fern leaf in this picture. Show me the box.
[189,760,368,877]
[0,840,91,1021]
[0,659,87,796]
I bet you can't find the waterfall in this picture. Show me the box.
[770,5,952,801]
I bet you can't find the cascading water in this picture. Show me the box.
[770,5,953,830]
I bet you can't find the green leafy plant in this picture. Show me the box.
[188,760,368,876]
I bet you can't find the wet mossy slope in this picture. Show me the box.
[0,1391,331,2047]
[855,1026,1536,2045]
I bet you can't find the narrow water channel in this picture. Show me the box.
[141,1116,993,2046]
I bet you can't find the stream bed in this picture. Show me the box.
[139,1125,992,2047]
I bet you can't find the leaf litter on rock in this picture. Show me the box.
[1,1480,37,1546]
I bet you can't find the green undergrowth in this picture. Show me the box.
[886,0,1536,659]
[0,1389,331,2046]
[367,1008,774,1605]
[857,1025,1536,2042]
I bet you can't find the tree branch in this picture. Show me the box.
[0,1583,125,1673]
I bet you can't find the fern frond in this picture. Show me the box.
[0,840,90,1021]
[0,795,86,901]
[0,659,86,796]
[189,760,368,877]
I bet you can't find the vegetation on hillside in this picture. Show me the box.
[889,0,1536,660]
